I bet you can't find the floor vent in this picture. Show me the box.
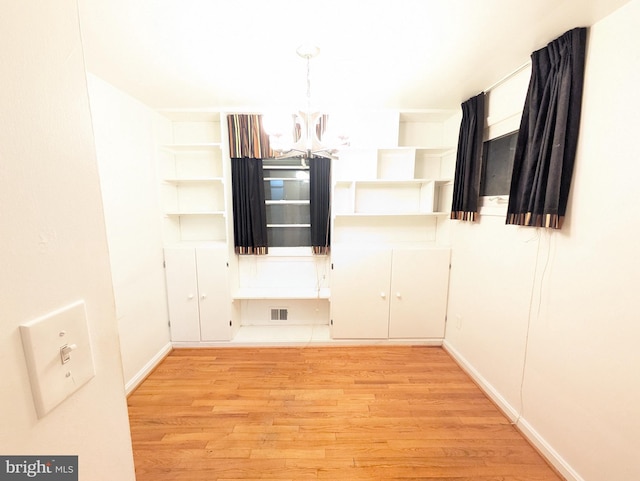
[270,308,288,321]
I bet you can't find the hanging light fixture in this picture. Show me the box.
[264,45,349,160]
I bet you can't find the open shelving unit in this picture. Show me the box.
[331,110,460,247]
[158,122,228,245]
[333,179,452,217]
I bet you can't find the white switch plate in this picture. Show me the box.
[20,300,95,418]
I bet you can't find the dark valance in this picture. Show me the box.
[450,93,485,222]
[506,27,587,229]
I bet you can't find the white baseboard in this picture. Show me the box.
[517,417,585,481]
[442,340,582,481]
[442,340,519,421]
[125,342,172,396]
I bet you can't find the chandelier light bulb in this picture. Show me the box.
[296,44,320,60]
[267,45,348,160]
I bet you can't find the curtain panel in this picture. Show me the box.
[506,27,587,229]
[230,158,268,255]
[309,156,331,255]
[227,114,270,254]
[450,93,486,221]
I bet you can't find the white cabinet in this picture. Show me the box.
[330,248,392,339]
[164,246,232,342]
[387,248,450,339]
[330,247,450,340]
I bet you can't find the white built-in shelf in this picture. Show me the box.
[267,223,311,226]
[163,240,228,248]
[265,200,309,205]
[333,178,452,216]
[165,211,226,217]
[163,177,224,185]
[233,287,331,300]
[414,147,456,153]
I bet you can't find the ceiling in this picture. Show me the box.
[77,0,629,113]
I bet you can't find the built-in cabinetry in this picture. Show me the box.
[329,110,459,340]
[156,109,460,343]
[330,247,450,339]
[164,245,232,341]
[158,111,237,342]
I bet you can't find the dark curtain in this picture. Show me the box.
[227,114,270,254]
[450,93,485,221]
[231,158,268,255]
[506,27,587,229]
[309,156,331,254]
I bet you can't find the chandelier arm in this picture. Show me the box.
[267,45,348,160]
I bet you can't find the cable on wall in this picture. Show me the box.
[513,228,554,427]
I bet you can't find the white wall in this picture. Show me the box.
[444,2,640,480]
[0,2,135,480]
[87,74,172,392]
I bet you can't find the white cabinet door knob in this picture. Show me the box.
[380,292,386,299]
[201,294,207,300]
[187,294,194,300]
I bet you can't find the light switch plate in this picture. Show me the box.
[20,300,95,418]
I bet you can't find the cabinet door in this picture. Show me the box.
[388,248,450,339]
[164,248,201,341]
[196,246,231,341]
[330,247,391,339]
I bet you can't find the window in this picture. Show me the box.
[263,157,311,247]
[479,130,517,215]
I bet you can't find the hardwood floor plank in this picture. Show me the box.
[128,346,563,481]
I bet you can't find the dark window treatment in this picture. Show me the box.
[450,93,485,222]
[506,27,587,229]
[309,157,331,255]
[231,158,268,255]
[228,114,270,254]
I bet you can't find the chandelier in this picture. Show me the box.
[264,45,349,160]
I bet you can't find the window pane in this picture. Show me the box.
[263,168,310,179]
[266,203,310,224]
[480,131,517,197]
[264,179,310,200]
[262,157,312,247]
[268,226,311,247]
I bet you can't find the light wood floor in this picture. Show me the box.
[127,346,563,480]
